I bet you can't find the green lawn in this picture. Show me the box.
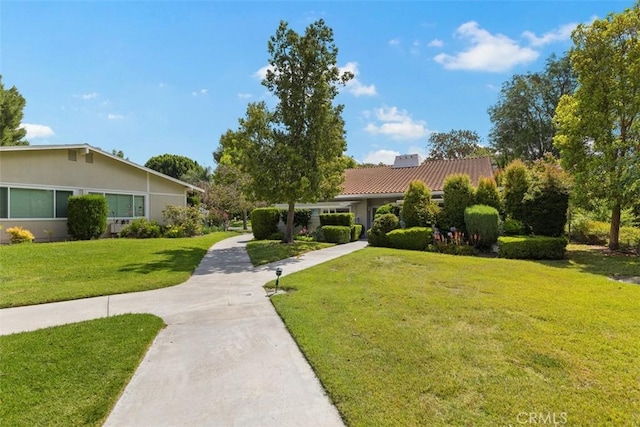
[0,314,164,426]
[0,231,238,308]
[271,245,640,426]
[245,239,334,266]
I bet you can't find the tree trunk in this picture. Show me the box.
[609,202,621,251]
[242,209,248,230]
[284,201,295,243]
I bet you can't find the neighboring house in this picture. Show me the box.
[281,155,495,232]
[0,144,204,243]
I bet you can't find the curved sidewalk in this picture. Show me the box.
[0,234,368,427]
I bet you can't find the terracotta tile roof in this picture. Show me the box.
[341,157,494,196]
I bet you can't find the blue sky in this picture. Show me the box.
[2,0,634,168]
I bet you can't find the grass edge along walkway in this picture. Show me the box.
[271,247,640,426]
[0,314,164,426]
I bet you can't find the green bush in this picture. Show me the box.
[402,180,439,227]
[502,160,530,222]
[522,169,570,237]
[280,209,312,227]
[163,205,203,237]
[351,224,364,241]
[464,205,499,248]
[374,203,401,218]
[367,213,400,247]
[502,217,525,236]
[570,218,609,245]
[321,225,352,244]
[251,207,281,240]
[475,177,502,212]
[67,195,108,240]
[119,218,162,238]
[387,227,433,251]
[319,213,354,227]
[441,174,475,231]
[498,236,568,260]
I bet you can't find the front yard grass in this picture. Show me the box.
[271,246,640,426]
[0,231,239,308]
[0,314,164,426]
[245,239,334,266]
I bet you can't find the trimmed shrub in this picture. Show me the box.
[387,227,432,251]
[321,225,351,244]
[67,194,108,240]
[502,217,525,236]
[374,203,401,218]
[464,205,499,248]
[163,205,203,237]
[402,180,439,227]
[368,213,400,247]
[280,209,312,228]
[6,226,34,244]
[498,236,567,260]
[319,213,354,227]
[441,174,475,231]
[522,165,570,237]
[502,160,530,222]
[351,224,364,241]
[251,207,280,240]
[475,177,502,212]
[119,218,162,238]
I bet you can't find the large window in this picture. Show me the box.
[103,193,145,218]
[0,187,72,219]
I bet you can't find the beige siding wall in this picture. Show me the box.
[0,219,67,244]
[149,194,187,222]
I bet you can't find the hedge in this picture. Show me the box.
[387,227,433,251]
[251,207,280,240]
[321,225,352,244]
[367,213,400,247]
[351,224,364,242]
[67,194,108,240]
[464,204,499,248]
[498,235,567,260]
[319,213,354,227]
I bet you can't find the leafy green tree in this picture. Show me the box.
[489,53,577,165]
[0,75,29,146]
[402,180,439,227]
[502,160,531,222]
[426,129,483,160]
[553,2,640,250]
[224,19,353,243]
[475,177,502,212]
[144,154,202,180]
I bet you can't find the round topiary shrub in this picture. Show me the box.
[367,213,400,247]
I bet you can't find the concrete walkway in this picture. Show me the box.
[0,234,368,426]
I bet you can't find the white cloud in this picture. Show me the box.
[107,113,124,120]
[237,93,252,99]
[20,123,54,138]
[192,89,208,97]
[74,92,99,100]
[340,62,377,97]
[434,21,538,72]
[522,22,577,47]
[428,39,444,48]
[253,65,273,80]
[388,38,401,46]
[362,149,400,165]
[364,106,430,140]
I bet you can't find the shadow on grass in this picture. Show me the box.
[118,248,210,274]
[534,245,640,280]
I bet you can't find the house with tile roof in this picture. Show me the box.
[0,144,203,243]
[286,155,495,232]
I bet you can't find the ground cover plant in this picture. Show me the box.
[0,314,163,426]
[245,239,333,266]
[0,231,238,308]
[271,246,640,426]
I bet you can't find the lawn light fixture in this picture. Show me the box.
[274,267,283,294]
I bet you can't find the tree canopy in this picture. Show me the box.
[218,19,352,243]
[0,75,29,146]
[553,2,640,250]
[489,53,577,166]
[426,129,484,160]
[144,154,203,180]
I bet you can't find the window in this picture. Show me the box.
[10,188,54,218]
[55,191,73,218]
[134,195,145,217]
[321,207,350,214]
[0,187,7,218]
[104,193,145,218]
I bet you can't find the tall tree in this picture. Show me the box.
[225,19,353,243]
[553,2,640,250]
[0,75,29,146]
[144,154,202,180]
[426,129,483,160]
[488,53,577,165]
